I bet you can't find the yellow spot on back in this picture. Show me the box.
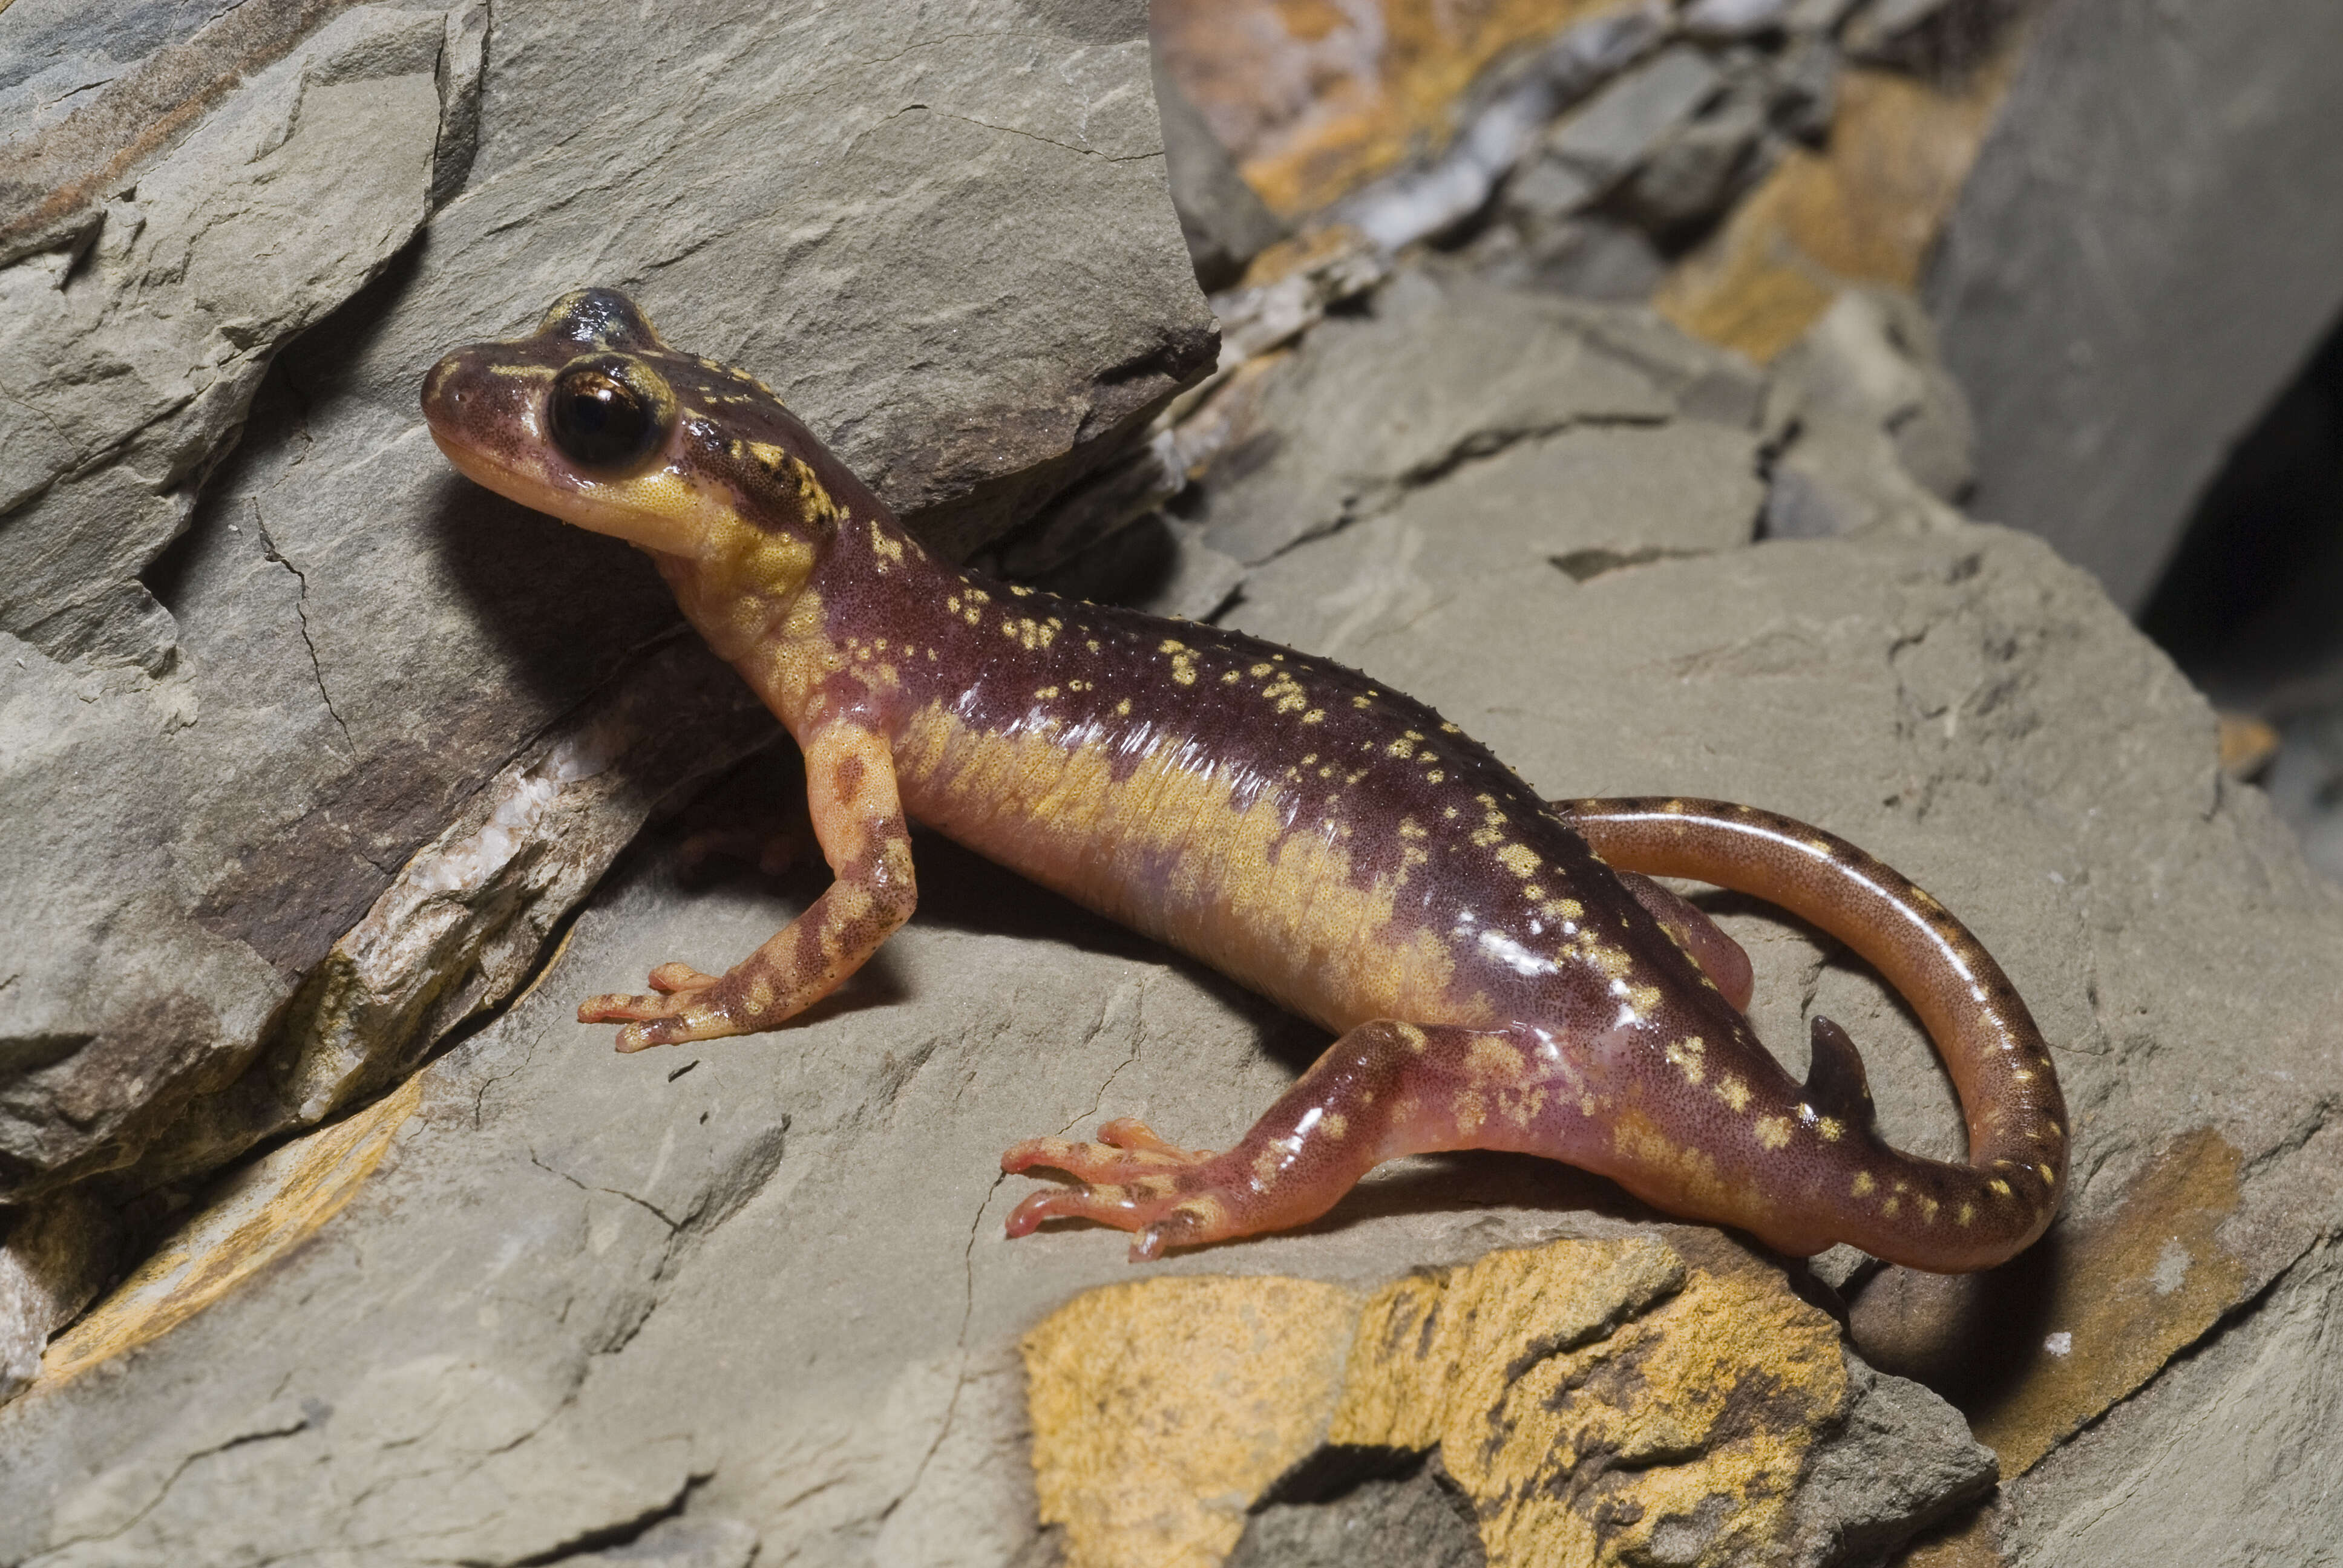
[1664,1037,1705,1085]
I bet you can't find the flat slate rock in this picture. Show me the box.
[0,0,1212,1204]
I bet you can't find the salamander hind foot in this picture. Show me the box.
[1001,1119,1242,1261]
[1003,1021,1553,1261]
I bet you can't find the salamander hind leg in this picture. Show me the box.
[1003,1021,1577,1261]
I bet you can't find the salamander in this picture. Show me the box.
[420,289,2068,1273]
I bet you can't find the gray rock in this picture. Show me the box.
[1768,38,1841,144]
[1035,512,1248,625]
[1477,212,1671,301]
[0,2,470,673]
[1208,227,1392,364]
[1928,0,2343,610]
[1618,81,1775,239]
[1683,0,1797,40]
[1785,0,1866,30]
[1763,288,1974,538]
[1228,1459,1484,1568]
[1332,3,1669,253]
[2002,1236,2343,1566]
[1229,417,1765,659]
[0,0,1211,1221]
[0,1192,115,1403]
[1840,0,1957,57]
[1194,269,1682,564]
[1152,48,1285,292]
[1786,1356,1997,1566]
[0,0,413,264]
[1543,44,1723,193]
[556,1515,759,1568]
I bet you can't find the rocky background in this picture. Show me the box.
[1,1,2339,1564]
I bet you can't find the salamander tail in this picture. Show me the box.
[1554,796,2068,1272]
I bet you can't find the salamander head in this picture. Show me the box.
[422,288,873,588]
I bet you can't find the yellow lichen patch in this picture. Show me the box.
[1026,1238,1849,1568]
[1653,60,2022,361]
[1157,0,1637,217]
[37,1074,426,1389]
[1331,1239,1848,1567]
[1024,1275,1363,1568]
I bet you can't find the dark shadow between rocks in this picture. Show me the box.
[1846,1215,2064,1416]
[1234,1448,1486,1568]
[419,465,690,720]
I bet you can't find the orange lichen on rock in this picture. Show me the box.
[1847,1125,2253,1480]
[1023,1274,1363,1568]
[1023,1237,1853,1568]
[1334,1241,1847,1567]
[35,1074,425,1390]
[1155,0,1635,218]
[1654,62,2019,362]
[1966,1127,2250,1474]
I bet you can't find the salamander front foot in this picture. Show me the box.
[1001,1118,1245,1261]
[578,963,726,1052]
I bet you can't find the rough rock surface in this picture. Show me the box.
[1763,286,1975,540]
[0,0,1213,1224]
[1997,1235,2343,1566]
[1227,1459,1484,1568]
[5,266,2339,1563]
[1929,0,2343,610]
[1190,267,1757,566]
[1152,48,1286,292]
[0,1,476,673]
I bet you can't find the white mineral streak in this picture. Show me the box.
[408,714,629,897]
[1332,2,1670,253]
[264,641,768,1128]
[281,711,650,1121]
[1210,232,1393,367]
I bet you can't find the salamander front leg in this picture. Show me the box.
[581,720,916,1051]
[1003,1021,1560,1260]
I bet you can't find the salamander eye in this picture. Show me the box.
[548,356,670,473]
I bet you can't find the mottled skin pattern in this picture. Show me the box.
[421,290,2068,1273]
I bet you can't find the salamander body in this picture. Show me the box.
[421,289,2067,1272]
